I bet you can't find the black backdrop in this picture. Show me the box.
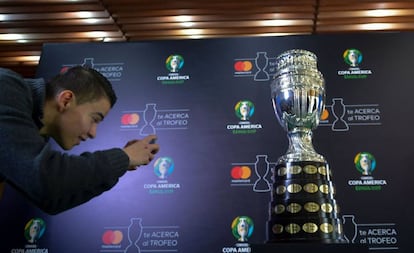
[1,32,412,253]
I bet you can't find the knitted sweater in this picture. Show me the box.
[0,68,129,214]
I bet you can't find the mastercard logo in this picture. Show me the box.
[234,61,253,72]
[231,166,251,179]
[320,109,329,120]
[121,113,140,125]
[102,230,123,245]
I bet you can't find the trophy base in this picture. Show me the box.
[266,160,345,243]
[266,217,345,244]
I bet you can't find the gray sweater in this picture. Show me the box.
[0,68,129,214]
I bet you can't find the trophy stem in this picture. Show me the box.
[282,128,324,163]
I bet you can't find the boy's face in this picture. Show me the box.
[54,96,111,150]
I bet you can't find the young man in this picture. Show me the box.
[0,66,160,215]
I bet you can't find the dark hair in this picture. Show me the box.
[45,66,117,107]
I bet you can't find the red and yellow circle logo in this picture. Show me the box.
[102,230,123,245]
[231,166,251,179]
[121,113,140,125]
[234,61,253,72]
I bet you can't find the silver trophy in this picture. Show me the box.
[267,49,345,243]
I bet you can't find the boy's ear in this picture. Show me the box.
[56,90,75,112]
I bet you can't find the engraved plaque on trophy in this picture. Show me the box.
[266,49,345,243]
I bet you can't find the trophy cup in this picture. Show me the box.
[267,49,345,243]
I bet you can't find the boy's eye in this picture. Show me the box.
[92,117,101,123]
[90,113,104,123]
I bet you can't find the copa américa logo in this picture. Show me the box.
[24,218,46,244]
[235,100,254,121]
[154,157,175,179]
[231,216,254,242]
[157,54,190,84]
[343,48,363,67]
[144,156,180,194]
[348,151,387,191]
[222,216,253,252]
[337,48,372,79]
[165,55,184,72]
[10,218,48,252]
[354,152,376,176]
[227,100,262,135]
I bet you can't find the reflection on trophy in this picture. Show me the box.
[267,49,345,243]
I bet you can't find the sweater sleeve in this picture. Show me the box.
[0,68,130,215]
[35,146,129,214]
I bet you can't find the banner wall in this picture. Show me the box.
[1,32,412,253]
